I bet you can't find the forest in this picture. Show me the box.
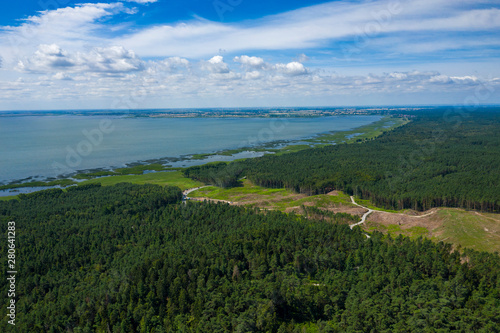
[184,109,500,212]
[1,183,499,332]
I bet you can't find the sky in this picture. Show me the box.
[0,0,499,110]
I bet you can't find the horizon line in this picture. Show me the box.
[1,104,500,113]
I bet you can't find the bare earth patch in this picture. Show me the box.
[365,209,443,238]
[332,206,366,216]
[187,182,500,254]
[326,190,340,196]
[363,207,500,254]
[284,206,301,213]
[189,197,232,204]
[234,192,308,209]
[368,209,442,229]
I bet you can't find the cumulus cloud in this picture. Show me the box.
[429,74,452,84]
[244,71,262,80]
[17,44,145,75]
[162,57,190,70]
[53,72,73,80]
[389,72,408,80]
[449,76,479,84]
[429,74,479,85]
[0,3,130,66]
[202,55,230,73]
[274,62,308,76]
[208,72,241,81]
[83,46,145,73]
[1,64,499,109]
[342,71,487,91]
[16,44,75,73]
[11,51,498,105]
[234,55,266,69]
[0,1,499,108]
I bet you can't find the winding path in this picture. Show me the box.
[349,196,374,229]
[182,186,233,204]
[182,186,210,202]
[184,188,432,240]
[411,211,436,218]
[348,196,438,239]
[348,195,436,224]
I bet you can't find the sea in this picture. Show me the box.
[0,114,381,185]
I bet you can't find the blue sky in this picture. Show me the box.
[0,0,499,110]
[1,0,335,26]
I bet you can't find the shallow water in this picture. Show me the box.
[0,115,381,184]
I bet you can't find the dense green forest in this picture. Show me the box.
[185,110,500,212]
[1,183,500,332]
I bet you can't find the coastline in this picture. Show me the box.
[0,115,406,197]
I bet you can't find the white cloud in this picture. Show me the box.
[16,44,74,73]
[17,44,145,75]
[0,3,129,66]
[274,62,308,76]
[2,0,499,62]
[202,55,230,73]
[0,1,499,108]
[244,71,262,80]
[429,74,451,84]
[162,57,190,70]
[297,54,309,62]
[1,65,499,109]
[234,55,266,69]
[389,72,408,80]
[115,0,500,58]
[8,53,500,105]
[83,46,145,73]
[208,72,241,81]
[53,72,73,80]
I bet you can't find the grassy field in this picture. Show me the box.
[364,222,431,239]
[0,195,18,201]
[1,171,201,200]
[192,180,500,255]
[79,171,203,190]
[190,182,287,201]
[189,180,354,212]
[363,208,500,254]
[433,209,500,254]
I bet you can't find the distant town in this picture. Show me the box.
[0,107,429,118]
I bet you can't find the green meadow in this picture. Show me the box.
[78,171,203,190]
[434,209,500,254]
[189,179,354,211]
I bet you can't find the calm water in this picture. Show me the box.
[0,115,381,184]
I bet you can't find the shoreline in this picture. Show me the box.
[0,115,406,196]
